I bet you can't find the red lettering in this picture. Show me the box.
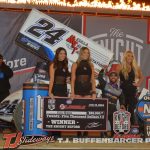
[66,35,78,54]
[114,134,141,139]
[3,132,22,148]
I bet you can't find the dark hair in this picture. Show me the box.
[0,54,3,59]
[53,47,68,70]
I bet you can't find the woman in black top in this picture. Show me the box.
[119,50,144,124]
[49,47,70,138]
[71,47,96,99]
[71,47,96,137]
[49,47,70,98]
[74,59,92,96]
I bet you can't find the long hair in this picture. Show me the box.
[121,50,139,80]
[53,47,68,70]
[76,47,92,66]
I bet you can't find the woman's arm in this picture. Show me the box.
[136,66,144,87]
[91,63,96,99]
[91,64,96,92]
[49,63,55,96]
[132,66,144,87]
[70,63,77,98]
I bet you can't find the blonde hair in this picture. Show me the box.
[76,47,92,65]
[121,50,139,80]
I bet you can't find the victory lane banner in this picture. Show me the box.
[43,97,108,131]
[15,8,113,72]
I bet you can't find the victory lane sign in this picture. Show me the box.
[42,97,108,131]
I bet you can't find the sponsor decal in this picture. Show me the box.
[66,35,78,54]
[113,110,131,135]
[48,99,56,111]
[59,104,86,110]
[137,94,150,123]
[66,35,88,54]
[20,36,41,50]
[131,126,139,135]
[146,125,150,137]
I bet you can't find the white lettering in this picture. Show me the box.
[20,58,27,66]
[144,104,150,114]
[91,29,143,66]
[3,58,27,69]
[51,120,75,125]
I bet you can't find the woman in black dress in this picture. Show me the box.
[71,47,96,137]
[49,47,70,138]
[49,47,70,98]
[119,50,144,124]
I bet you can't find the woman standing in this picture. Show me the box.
[71,47,96,137]
[71,47,96,100]
[49,47,70,138]
[119,50,144,124]
[49,47,70,98]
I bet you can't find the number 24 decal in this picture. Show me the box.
[26,18,68,46]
